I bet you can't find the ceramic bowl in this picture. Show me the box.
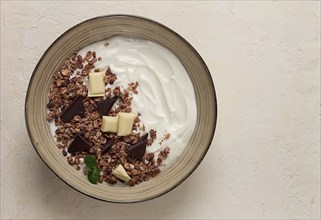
[25,15,217,203]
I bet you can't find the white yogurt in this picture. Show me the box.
[50,36,197,169]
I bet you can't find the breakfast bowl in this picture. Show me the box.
[25,15,217,203]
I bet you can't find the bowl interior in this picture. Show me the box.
[25,15,217,203]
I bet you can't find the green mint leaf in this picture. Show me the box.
[88,167,100,184]
[87,165,93,173]
[84,155,99,184]
[84,154,97,167]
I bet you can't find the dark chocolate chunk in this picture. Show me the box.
[139,133,148,142]
[106,66,113,76]
[60,96,85,123]
[101,139,114,154]
[97,96,118,117]
[127,138,148,160]
[68,134,91,154]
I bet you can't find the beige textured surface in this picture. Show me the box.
[1,1,320,219]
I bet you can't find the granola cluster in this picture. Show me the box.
[47,50,170,186]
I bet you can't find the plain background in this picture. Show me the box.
[1,1,320,219]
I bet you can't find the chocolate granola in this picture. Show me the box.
[47,50,170,186]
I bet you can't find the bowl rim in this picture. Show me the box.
[25,14,218,203]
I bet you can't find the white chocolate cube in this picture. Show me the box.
[101,116,118,133]
[112,164,131,182]
[117,112,136,136]
[88,72,105,97]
